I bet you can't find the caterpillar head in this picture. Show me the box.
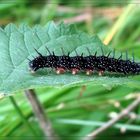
[28,55,58,73]
[28,56,46,72]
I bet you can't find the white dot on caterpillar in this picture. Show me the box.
[56,68,65,74]
[98,70,104,76]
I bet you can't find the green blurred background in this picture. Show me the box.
[1,0,140,140]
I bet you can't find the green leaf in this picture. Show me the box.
[0,21,140,94]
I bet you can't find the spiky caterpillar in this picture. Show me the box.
[28,47,140,76]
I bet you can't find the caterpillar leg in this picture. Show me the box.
[86,69,93,75]
[56,68,65,74]
[29,69,36,74]
[71,68,79,75]
[98,70,104,76]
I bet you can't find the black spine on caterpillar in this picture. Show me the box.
[28,48,140,75]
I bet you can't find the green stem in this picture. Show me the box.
[9,96,38,136]
[104,4,135,45]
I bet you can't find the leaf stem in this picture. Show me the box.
[24,89,59,140]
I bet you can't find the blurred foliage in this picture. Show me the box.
[0,0,140,140]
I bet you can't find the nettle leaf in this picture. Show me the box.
[0,21,140,94]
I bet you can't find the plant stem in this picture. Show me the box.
[24,89,59,140]
[9,96,37,136]
[83,95,140,140]
[56,119,140,131]
[103,4,135,45]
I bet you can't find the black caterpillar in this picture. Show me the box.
[28,47,140,76]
